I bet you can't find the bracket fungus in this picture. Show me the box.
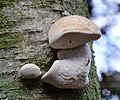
[19,64,42,79]
[48,15,101,49]
[41,15,101,89]
[42,44,91,88]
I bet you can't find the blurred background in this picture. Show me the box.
[87,0,120,99]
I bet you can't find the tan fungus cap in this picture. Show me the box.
[48,15,101,49]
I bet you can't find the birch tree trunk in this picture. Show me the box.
[0,0,101,99]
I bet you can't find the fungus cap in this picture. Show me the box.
[48,15,101,49]
[19,63,41,79]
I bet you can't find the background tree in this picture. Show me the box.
[0,0,101,99]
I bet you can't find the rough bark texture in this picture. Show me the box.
[0,0,101,99]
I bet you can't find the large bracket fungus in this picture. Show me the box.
[41,15,101,89]
[48,15,101,49]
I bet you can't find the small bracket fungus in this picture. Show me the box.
[41,15,101,89]
[19,64,42,79]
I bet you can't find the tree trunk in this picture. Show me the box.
[0,0,101,99]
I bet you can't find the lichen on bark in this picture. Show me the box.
[0,0,101,99]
